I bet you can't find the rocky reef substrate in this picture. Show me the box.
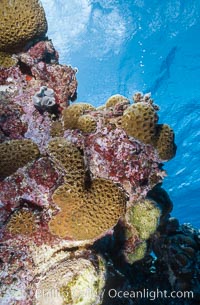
[0,1,199,304]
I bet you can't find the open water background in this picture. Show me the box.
[41,0,200,228]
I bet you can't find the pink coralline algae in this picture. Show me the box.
[0,36,179,302]
[85,126,164,201]
[2,5,199,305]
[19,40,59,65]
[0,157,64,226]
[0,42,78,152]
[0,93,28,142]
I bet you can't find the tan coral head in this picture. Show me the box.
[0,0,48,53]
[49,178,126,241]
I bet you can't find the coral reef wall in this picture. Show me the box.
[0,1,199,305]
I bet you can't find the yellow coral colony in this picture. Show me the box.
[127,199,161,240]
[47,137,85,186]
[47,138,126,240]
[0,0,47,53]
[154,124,176,161]
[49,178,126,240]
[0,51,18,68]
[121,102,158,144]
[62,103,96,130]
[0,139,40,179]
[118,93,176,160]
[6,210,37,235]
[105,94,130,108]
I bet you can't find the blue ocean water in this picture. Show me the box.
[41,0,200,228]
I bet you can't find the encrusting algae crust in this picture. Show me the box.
[35,254,106,305]
[0,0,47,53]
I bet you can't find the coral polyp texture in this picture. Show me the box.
[6,209,37,235]
[1,2,199,304]
[126,199,161,240]
[105,94,130,108]
[121,101,158,144]
[0,51,18,68]
[154,123,177,161]
[46,138,126,240]
[49,178,126,240]
[62,103,96,130]
[0,139,40,179]
[47,138,86,185]
[76,114,97,133]
[0,0,47,53]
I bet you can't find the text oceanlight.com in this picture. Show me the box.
[108,288,194,301]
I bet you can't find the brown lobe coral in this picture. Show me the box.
[0,139,40,180]
[0,0,47,53]
[49,178,126,240]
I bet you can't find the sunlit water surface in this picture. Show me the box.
[41,0,200,227]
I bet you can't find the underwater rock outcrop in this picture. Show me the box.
[0,1,199,305]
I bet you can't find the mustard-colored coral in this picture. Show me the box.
[0,139,40,179]
[49,177,126,240]
[62,103,95,130]
[121,102,158,144]
[127,199,161,240]
[47,138,85,185]
[6,209,37,235]
[0,0,47,53]
[76,114,97,133]
[105,94,130,108]
[0,51,17,68]
[154,124,176,161]
[126,241,147,264]
[50,120,64,137]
